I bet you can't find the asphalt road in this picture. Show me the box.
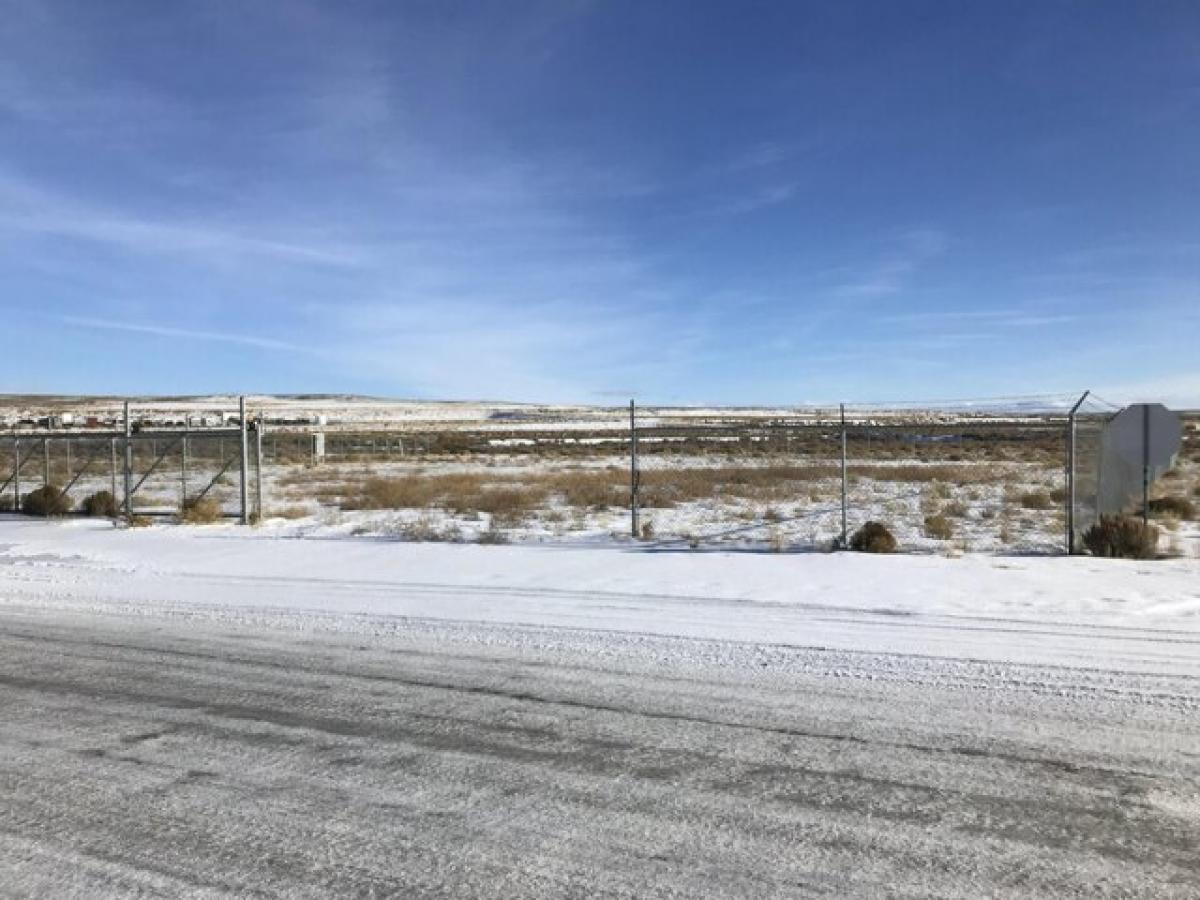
[0,609,1197,898]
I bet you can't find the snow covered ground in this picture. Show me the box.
[2,517,1199,678]
[1,516,1199,896]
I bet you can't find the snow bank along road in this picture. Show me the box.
[0,521,1198,896]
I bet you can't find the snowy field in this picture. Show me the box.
[3,517,1200,673]
[1,517,1199,896]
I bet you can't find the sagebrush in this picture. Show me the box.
[1082,516,1159,560]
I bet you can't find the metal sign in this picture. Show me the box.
[1105,404,1181,469]
[1097,404,1182,519]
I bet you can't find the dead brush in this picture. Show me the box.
[181,497,223,524]
[1083,516,1159,560]
[545,470,626,509]
[923,514,953,540]
[345,476,446,510]
[21,485,72,517]
[80,490,120,518]
[849,521,897,553]
[852,464,1001,485]
[1018,490,1054,510]
[456,487,549,526]
[1146,496,1196,521]
[941,499,969,518]
[639,464,838,507]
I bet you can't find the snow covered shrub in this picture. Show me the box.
[22,484,72,517]
[181,497,223,524]
[477,525,509,544]
[1082,516,1159,560]
[849,521,897,553]
[81,490,119,518]
[396,516,441,541]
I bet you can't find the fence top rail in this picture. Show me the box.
[0,427,245,440]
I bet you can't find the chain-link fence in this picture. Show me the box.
[0,429,262,521]
[623,405,1080,555]
[3,395,1188,555]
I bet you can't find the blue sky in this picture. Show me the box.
[1,1,1198,405]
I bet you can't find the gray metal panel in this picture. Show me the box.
[1097,404,1182,516]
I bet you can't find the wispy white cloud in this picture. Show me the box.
[706,182,799,217]
[878,309,1077,327]
[57,315,307,353]
[0,170,368,267]
[835,228,948,297]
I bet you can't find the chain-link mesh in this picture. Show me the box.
[842,413,1068,555]
[4,396,1183,555]
[0,431,251,519]
[1069,399,1117,548]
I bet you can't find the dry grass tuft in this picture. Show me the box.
[1083,516,1159,560]
[1147,496,1196,521]
[181,497,223,524]
[22,485,72,517]
[850,521,897,553]
[941,500,969,518]
[1019,490,1054,510]
[923,514,954,540]
[80,490,120,518]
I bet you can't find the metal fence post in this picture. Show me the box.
[254,421,264,522]
[239,396,249,525]
[630,399,640,538]
[840,403,848,548]
[123,401,133,523]
[43,438,50,488]
[1141,403,1150,525]
[1066,390,1089,554]
[13,440,20,510]
[110,437,118,501]
[181,421,189,507]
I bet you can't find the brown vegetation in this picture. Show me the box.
[923,514,953,540]
[850,521,897,553]
[1082,516,1159,560]
[181,497,223,524]
[1019,490,1054,510]
[1147,496,1196,520]
[80,490,120,518]
[22,485,72,517]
